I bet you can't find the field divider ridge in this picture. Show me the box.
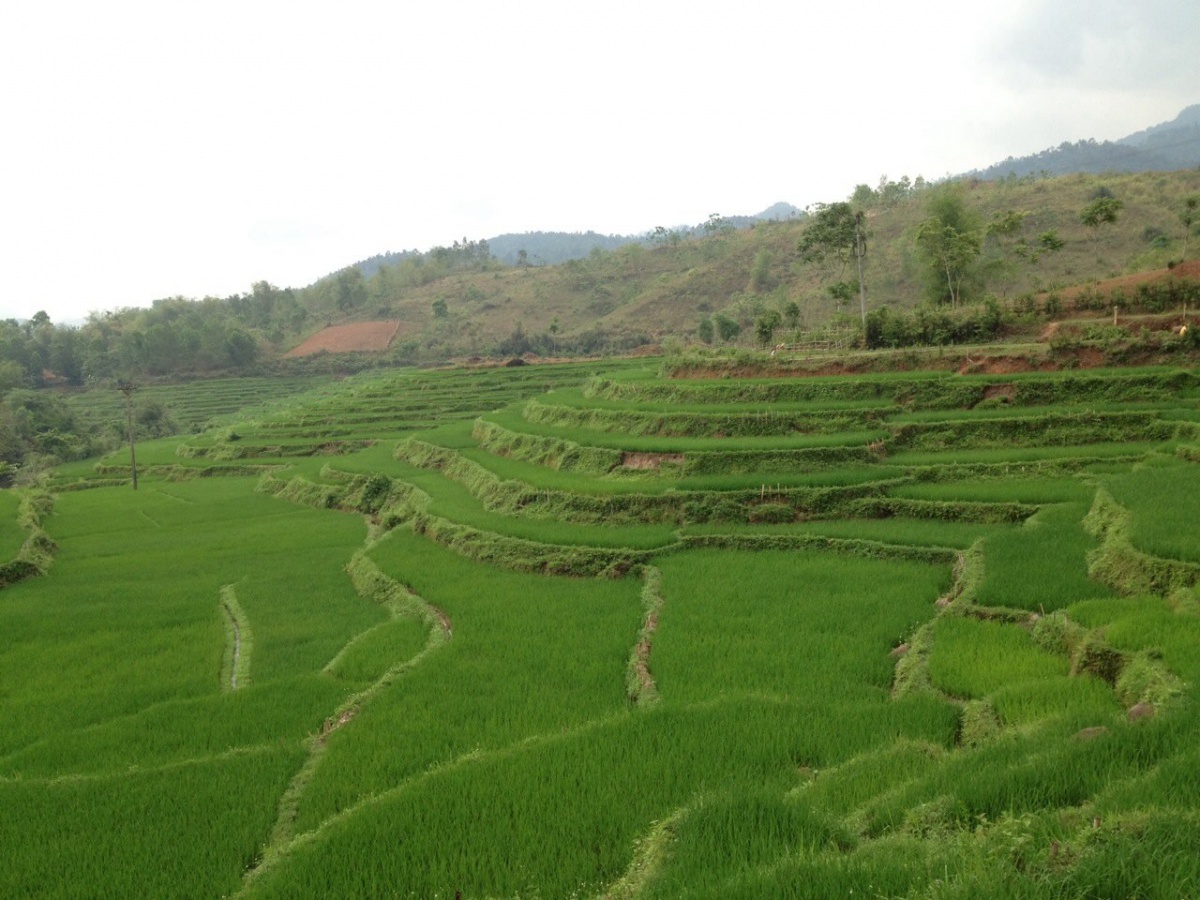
[594,805,690,899]
[246,540,452,886]
[627,566,664,707]
[523,396,888,438]
[679,532,959,566]
[891,543,983,702]
[238,707,638,896]
[477,415,890,477]
[0,489,56,589]
[218,585,252,691]
[1084,487,1200,596]
[398,437,1027,528]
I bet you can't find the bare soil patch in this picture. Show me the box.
[285,321,403,357]
[431,604,453,637]
[622,452,685,470]
[980,383,1016,403]
[957,357,1033,375]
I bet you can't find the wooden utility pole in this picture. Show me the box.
[853,211,868,329]
[117,380,138,490]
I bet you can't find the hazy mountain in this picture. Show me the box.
[485,232,635,266]
[969,104,1200,180]
[1118,104,1200,147]
[344,204,807,278]
[752,201,804,220]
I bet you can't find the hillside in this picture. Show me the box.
[291,169,1200,359]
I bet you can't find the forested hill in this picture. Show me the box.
[970,104,1200,180]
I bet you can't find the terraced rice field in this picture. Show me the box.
[62,374,334,431]
[3,359,1200,897]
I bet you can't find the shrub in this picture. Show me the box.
[747,502,794,524]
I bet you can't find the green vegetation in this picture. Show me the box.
[2,357,1199,897]
[1104,459,1200,563]
[974,502,1118,613]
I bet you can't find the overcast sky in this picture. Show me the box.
[1,0,1196,323]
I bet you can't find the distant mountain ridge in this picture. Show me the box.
[969,104,1200,180]
[346,202,805,278]
[485,203,805,266]
[1118,104,1200,147]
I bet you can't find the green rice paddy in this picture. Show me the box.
[2,360,1198,897]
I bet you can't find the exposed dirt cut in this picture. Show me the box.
[980,383,1016,402]
[1052,259,1200,305]
[957,357,1037,375]
[622,452,685,470]
[284,321,403,357]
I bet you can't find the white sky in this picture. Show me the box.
[1,0,1196,323]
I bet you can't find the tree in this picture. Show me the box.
[248,281,280,327]
[431,298,449,319]
[979,210,1028,296]
[1079,195,1123,242]
[49,327,84,385]
[136,400,179,439]
[1181,195,1199,261]
[1036,230,1065,254]
[797,202,868,326]
[333,267,367,312]
[650,226,682,249]
[754,310,782,348]
[749,250,774,292]
[116,379,139,490]
[782,301,801,331]
[850,184,875,206]
[981,210,1063,296]
[225,329,259,368]
[702,213,733,238]
[496,321,531,356]
[827,281,854,312]
[697,317,715,344]
[917,223,982,308]
[915,185,982,308]
[701,213,734,259]
[876,175,913,208]
[713,313,740,343]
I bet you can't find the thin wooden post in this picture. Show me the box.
[118,380,138,490]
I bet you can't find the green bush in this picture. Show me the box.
[747,502,794,524]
